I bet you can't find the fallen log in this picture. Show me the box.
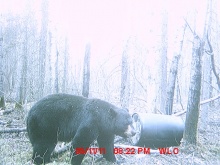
[0,127,26,133]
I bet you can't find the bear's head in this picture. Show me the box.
[111,108,136,138]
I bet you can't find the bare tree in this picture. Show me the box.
[200,0,213,130]
[38,0,49,98]
[82,44,91,98]
[2,14,23,102]
[183,0,213,143]
[206,34,220,90]
[0,20,5,108]
[16,1,34,107]
[63,37,69,93]
[17,23,28,107]
[120,40,130,109]
[184,33,203,145]
[47,31,53,94]
[55,46,59,93]
[165,23,186,115]
[158,10,168,114]
[165,55,180,115]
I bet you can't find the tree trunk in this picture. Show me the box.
[165,55,180,115]
[16,10,30,108]
[38,0,48,98]
[55,47,59,93]
[82,44,91,98]
[18,25,28,107]
[0,22,5,108]
[120,40,130,109]
[158,11,168,114]
[63,38,69,93]
[48,31,53,94]
[165,23,186,115]
[183,35,203,145]
[201,0,212,130]
[206,34,220,90]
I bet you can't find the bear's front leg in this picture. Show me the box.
[97,134,116,162]
[71,125,99,165]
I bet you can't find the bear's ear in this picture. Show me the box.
[109,108,117,118]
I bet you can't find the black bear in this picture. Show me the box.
[27,94,135,165]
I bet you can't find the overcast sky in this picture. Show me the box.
[0,0,208,65]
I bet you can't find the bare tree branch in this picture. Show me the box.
[174,93,220,116]
[206,33,220,89]
[200,93,220,105]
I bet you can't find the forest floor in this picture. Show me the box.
[0,103,219,165]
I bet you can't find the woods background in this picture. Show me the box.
[0,0,219,111]
[0,0,220,164]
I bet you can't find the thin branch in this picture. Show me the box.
[174,93,220,116]
[184,18,201,41]
[173,110,186,116]
[131,73,148,94]
[176,76,185,111]
[184,18,194,35]
[200,94,220,105]
[206,32,220,89]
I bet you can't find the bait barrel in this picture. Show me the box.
[131,113,184,148]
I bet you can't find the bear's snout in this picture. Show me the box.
[124,124,136,137]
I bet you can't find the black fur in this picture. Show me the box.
[27,94,134,165]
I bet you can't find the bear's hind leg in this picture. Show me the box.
[32,140,56,164]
